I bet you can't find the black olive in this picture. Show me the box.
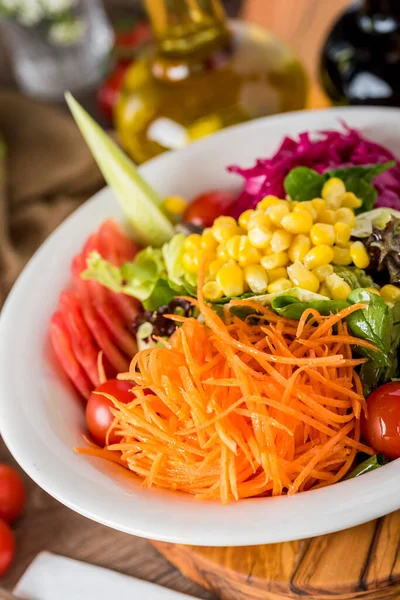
[131,297,195,341]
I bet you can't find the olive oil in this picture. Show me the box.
[115,0,308,163]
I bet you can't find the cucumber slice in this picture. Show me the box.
[65,93,174,247]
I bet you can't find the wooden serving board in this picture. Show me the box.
[152,510,400,599]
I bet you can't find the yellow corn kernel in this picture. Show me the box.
[183,233,202,252]
[380,284,400,304]
[281,211,313,234]
[267,266,288,282]
[319,282,330,297]
[212,216,239,243]
[312,264,334,282]
[248,225,272,249]
[216,263,244,297]
[267,203,290,226]
[293,201,317,220]
[341,192,362,209]
[365,287,381,296]
[267,278,293,294]
[310,223,335,246]
[322,177,346,205]
[216,243,229,261]
[238,209,254,231]
[287,261,319,293]
[332,246,352,266]
[257,195,281,210]
[238,241,261,267]
[183,251,201,273]
[326,196,343,210]
[288,200,299,210]
[319,208,335,224]
[334,222,352,247]
[325,273,352,301]
[261,251,289,270]
[163,195,188,216]
[244,265,269,294]
[248,209,271,230]
[311,198,326,216]
[203,281,224,300]
[270,230,292,253]
[288,235,311,262]
[303,245,334,270]
[209,258,225,277]
[227,235,245,260]
[335,207,356,227]
[350,241,370,269]
[201,228,218,251]
[213,215,237,227]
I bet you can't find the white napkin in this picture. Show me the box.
[14,552,199,600]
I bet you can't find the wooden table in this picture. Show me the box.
[0,0,352,595]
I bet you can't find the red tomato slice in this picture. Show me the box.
[183,191,237,228]
[0,519,15,577]
[0,465,25,524]
[97,220,141,323]
[59,290,101,387]
[72,255,130,375]
[82,231,101,257]
[98,219,140,264]
[86,379,133,446]
[361,381,400,459]
[50,312,92,399]
[86,279,137,357]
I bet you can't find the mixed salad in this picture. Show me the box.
[51,95,400,503]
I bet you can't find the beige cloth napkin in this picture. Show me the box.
[0,90,104,306]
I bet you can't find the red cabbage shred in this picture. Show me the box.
[228,125,400,218]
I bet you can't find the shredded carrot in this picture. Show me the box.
[78,264,374,503]
[97,351,107,384]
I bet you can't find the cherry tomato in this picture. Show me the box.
[361,382,400,459]
[97,63,129,123]
[0,465,25,524]
[0,519,15,576]
[86,379,133,446]
[183,191,238,228]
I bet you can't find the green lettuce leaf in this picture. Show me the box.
[283,162,394,213]
[143,279,177,311]
[212,287,329,318]
[82,248,166,302]
[82,232,200,311]
[332,266,378,290]
[284,167,325,202]
[271,297,349,320]
[344,454,387,480]
[328,162,395,184]
[346,288,391,369]
[353,207,400,238]
[358,302,400,395]
[162,233,187,290]
[329,164,396,212]
[362,216,400,286]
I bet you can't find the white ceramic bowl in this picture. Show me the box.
[1,107,400,547]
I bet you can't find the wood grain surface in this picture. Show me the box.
[3,1,387,598]
[153,512,400,599]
